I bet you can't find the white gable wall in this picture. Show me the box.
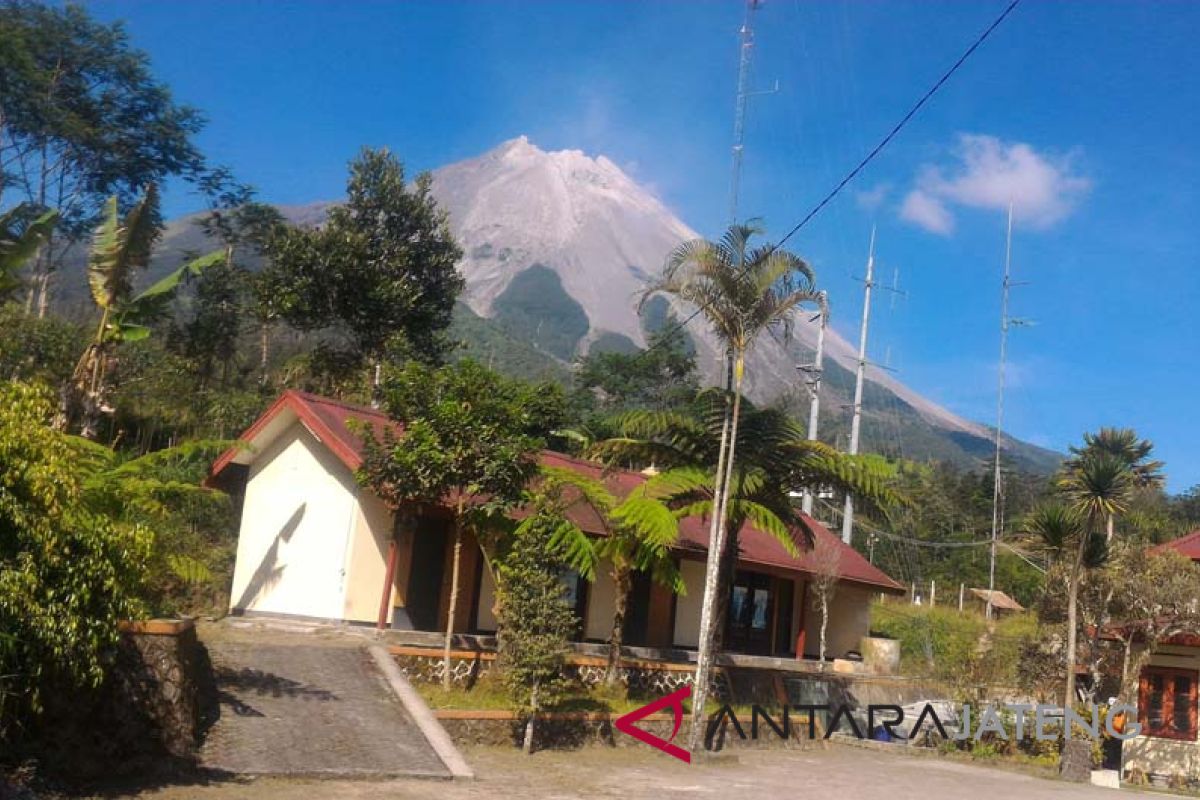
[229,421,359,620]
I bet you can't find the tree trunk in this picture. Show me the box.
[687,352,735,755]
[1119,637,1134,703]
[259,319,271,388]
[442,518,464,690]
[819,593,829,668]
[523,683,539,754]
[1064,529,1090,713]
[606,565,632,686]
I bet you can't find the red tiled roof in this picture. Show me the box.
[1149,529,1200,561]
[211,392,904,593]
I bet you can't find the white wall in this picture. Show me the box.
[673,559,707,648]
[229,422,358,620]
[584,568,618,641]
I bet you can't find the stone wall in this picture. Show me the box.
[114,619,208,759]
[390,645,729,700]
[24,619,210,784]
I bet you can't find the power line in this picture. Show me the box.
[636,0,1024,364]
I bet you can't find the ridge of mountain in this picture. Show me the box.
[48,137,1061,474]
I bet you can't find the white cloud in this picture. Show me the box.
[900,134,1091,234]
[900,188,953,235]
[856,183,890,212]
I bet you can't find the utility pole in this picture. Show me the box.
[987,204,1016,621]
[800,291,828,517]
[841,226,876,545]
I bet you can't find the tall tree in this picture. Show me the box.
[0,1,208,315]
[359,360,558,688]
[640,224,822,752]
[175,172,285,393]
[1022,501,1107,711]
[268,148,463,393]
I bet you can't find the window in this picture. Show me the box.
[1139,666,1198,740]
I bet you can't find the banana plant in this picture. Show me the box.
[0,204,59,302]
[65,186,223,437]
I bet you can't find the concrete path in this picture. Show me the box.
[138,744,1166,799]
[199,637,449,779]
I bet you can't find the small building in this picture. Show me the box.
[965,588,1025,616]
[1117,531,1200,779]
[209,390,904,661]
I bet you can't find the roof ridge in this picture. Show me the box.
[289,389,393,419]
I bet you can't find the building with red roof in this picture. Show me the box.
[211,390,903,661]
[1149,529,1200,562]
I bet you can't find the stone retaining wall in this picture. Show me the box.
[114,619,208,759]
[390,645,729,700]
[25,619,211,783]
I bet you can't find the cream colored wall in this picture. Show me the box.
[585,568,618,641]
[341,490,395,623]
[1122,645,1200,777]
[802,583,874,659]
[229,422,358,620]
[672,559,706,648]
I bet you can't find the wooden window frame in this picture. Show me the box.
[1139,665,1199,741]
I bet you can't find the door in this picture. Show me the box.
[402,517,448,631]
[725,571,774,655]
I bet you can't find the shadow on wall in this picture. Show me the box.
[233,503,306,611]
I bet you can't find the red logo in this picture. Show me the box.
[614,685,692,763]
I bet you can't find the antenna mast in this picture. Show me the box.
[729,0,761,223]
[800,291,828,517]
[841,226,876,545]
[987,203,1015,619]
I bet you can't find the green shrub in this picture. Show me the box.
[0,382,150,745]
[870,600,1038,690]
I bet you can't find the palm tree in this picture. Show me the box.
[1050,450,1134,710]
[1065,428,1164,542]
[0,205,58,303]
[1022,502,1108,711]
[525,465,683,685]
[63,187,223,437]
[640,223,822,753]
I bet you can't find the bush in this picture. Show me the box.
[0,382,150,749]
[870,600,1038,691]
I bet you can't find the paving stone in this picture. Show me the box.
[199,640,449,779]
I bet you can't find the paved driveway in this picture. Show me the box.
[142,742,1161,799]
[199,636,447,780]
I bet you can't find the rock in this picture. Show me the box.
[1060,739,1093,782]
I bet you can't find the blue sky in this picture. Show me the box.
[90,1,1200,491]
